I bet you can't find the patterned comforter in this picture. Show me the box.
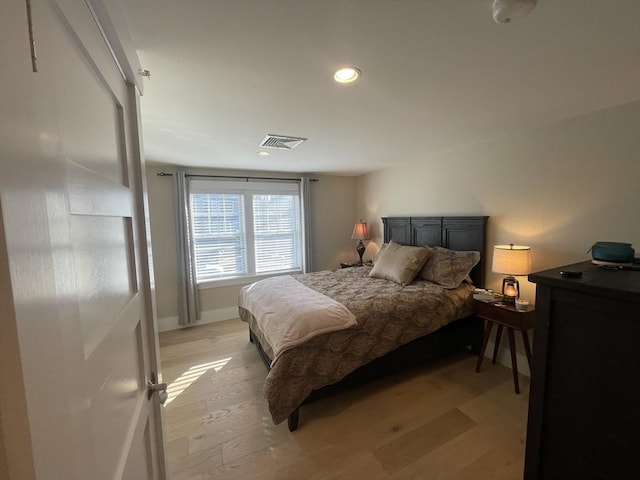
[238,265,475,425]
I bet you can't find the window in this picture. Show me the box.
[189,179,303,283]
[253,193,301,274]
[190,192,247,280]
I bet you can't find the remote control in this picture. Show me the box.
[560,270,582,278]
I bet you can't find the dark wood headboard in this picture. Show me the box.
[382,216,489,287]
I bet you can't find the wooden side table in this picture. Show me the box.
[340,261,372,268]
[474,300,535,394]
[340,262,361,268]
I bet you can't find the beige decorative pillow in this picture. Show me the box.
[373,243,388,264]
[369,241,430,285]
[419,246,480,289]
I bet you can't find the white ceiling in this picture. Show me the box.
[122,0,640,176]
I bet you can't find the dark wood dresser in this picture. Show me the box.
[524,261,640,479]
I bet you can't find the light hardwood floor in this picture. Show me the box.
[159,319,530,480]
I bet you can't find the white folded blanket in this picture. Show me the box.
[239,275,357,366]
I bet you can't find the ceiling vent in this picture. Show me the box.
[260,134,307,150]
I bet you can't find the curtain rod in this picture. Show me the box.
[156,172,318,182]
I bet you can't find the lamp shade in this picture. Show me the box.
[351,221,370,240]
[492,244,531,275]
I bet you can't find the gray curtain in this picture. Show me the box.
[300,176,313,273]
[175,171,200,325]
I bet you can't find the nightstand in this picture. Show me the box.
[340,261,372,268]
[474,300,535,394]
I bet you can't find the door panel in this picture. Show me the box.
[71,215,136,355]
[122,416,154,480]
[67,160,133,218]
[86,299,145,479]
[52,3,128,185]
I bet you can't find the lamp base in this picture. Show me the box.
[501,276,520,304]
[356,240,365,265]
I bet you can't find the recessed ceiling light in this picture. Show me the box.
[257,151,270,157]
[333,66,361,84]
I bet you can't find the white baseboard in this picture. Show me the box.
[484,340,531,377]
[157,306,239,332]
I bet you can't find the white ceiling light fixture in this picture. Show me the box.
[333,66,361,84]
[257,151,270,157]
[492,0,538,24]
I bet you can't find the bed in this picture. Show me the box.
[239,216,488,431]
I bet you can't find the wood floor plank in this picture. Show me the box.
[458,374,530,424]
[205,439,304,480]
[220,421,292,464]
[159,318,530,479]
[303,444,384,480]
[389,407,526,480]
[166,398,266,443]
[373,408,476,474]
[168,442,223,480]
[322,451,389,480]
[445,435,526,480]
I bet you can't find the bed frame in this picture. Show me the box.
[249,215,488,431]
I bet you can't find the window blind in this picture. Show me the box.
[191,193,247,281]
[253,194,301,273]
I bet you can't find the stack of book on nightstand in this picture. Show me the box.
[472,288,503,303]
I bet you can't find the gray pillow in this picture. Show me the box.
[369,241,430,285]
[419,246,480,288]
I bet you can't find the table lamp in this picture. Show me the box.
[351,220,370,265]
[492,244,531,304]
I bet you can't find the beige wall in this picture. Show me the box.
[145,166,358,329]
[357,100,640,299]
[356,101,640,373]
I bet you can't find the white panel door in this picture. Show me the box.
[0,1,166,479]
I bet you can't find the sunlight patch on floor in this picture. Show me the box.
[165,357,232,406]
